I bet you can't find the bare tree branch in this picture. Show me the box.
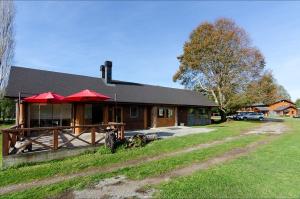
[0,0,15,94]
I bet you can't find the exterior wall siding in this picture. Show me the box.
[25,103,213,131]
[122,105,145,130]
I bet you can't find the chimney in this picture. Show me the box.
[101,61,112,84]
[100,65,105,78]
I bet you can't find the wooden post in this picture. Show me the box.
[19,103,26,127]
[120,124,125,140]
[10,134,16,147]
[15,102,19,126]
[75,103,85,135]
[151,106,157,128]
[103,105,109,124]
[144,106,147,129]
[53,130,58,150]
[174,106,178,126]
[91,128,96,146]
[2,131,10,156]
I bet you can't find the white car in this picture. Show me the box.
[243,112,264,121]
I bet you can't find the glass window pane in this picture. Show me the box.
[30,104,39,127]
[158,108,164,117]
[39,104,53,127]
[130,106,138,118]
[85,104,92,124]
[62,104,71,126]
[168,108,173,118]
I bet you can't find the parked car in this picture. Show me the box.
[234,112,252,120]
[243,112,264,121]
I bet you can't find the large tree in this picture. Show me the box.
[295,99,300,108]
[276,84,291,101]
[173,18,265,119]
[244,72,279,105]
[0,0,15,92]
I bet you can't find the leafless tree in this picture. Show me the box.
[0,0,15,93]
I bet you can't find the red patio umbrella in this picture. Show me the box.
[64,89,110,102]
[24,92,65,103]
[23,92,66,127]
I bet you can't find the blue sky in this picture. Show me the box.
[14,1,300,101]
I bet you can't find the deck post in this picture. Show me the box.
[91,128,96,146]
[120,124,125,140]
[19,103,26,128]
[2,131,10,156]
[75,103,85,135]
[117,124,125,140]
[10,134,17,147]
[53,130,58,150]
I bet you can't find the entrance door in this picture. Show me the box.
[92,104,103,124]
[115,107,122,123]
[108,106,123,123]
[84,104,103,125]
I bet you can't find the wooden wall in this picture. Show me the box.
[122,105,145,130]
[16,102,26,128]
[269,100,294,111]
[178,107,188,125]
[269,100,298,117]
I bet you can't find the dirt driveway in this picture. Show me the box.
[125,126,215,139]
[71,121,288,199]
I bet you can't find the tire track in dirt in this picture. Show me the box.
[71,137,275,199]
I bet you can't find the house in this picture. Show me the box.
[239,99,298,117]
[239,103,270,116]
[268,99,298,117]
[5,61,216,130]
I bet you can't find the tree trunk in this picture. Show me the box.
[220,110,227,122]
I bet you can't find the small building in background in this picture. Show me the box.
[268,99,298,117]
[239,99,298,117]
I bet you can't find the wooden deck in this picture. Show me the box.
[1,123,125,156]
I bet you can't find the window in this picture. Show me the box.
[199,108,206,115]
[29,104,72,127]
[167,108,173,118]
[158,107,174,118]
[130,106,139,118]
[158,108,164,117]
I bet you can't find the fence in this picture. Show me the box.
[1,123,125,156]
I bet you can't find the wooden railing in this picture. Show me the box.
[1,123,125,156]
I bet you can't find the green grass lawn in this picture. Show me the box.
[157,118,300,198]
[0,121,259,188]
[1,129,264,199]
[3,119,300,199]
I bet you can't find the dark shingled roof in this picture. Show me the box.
[254,106,269,111]
[5,66,216,107]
